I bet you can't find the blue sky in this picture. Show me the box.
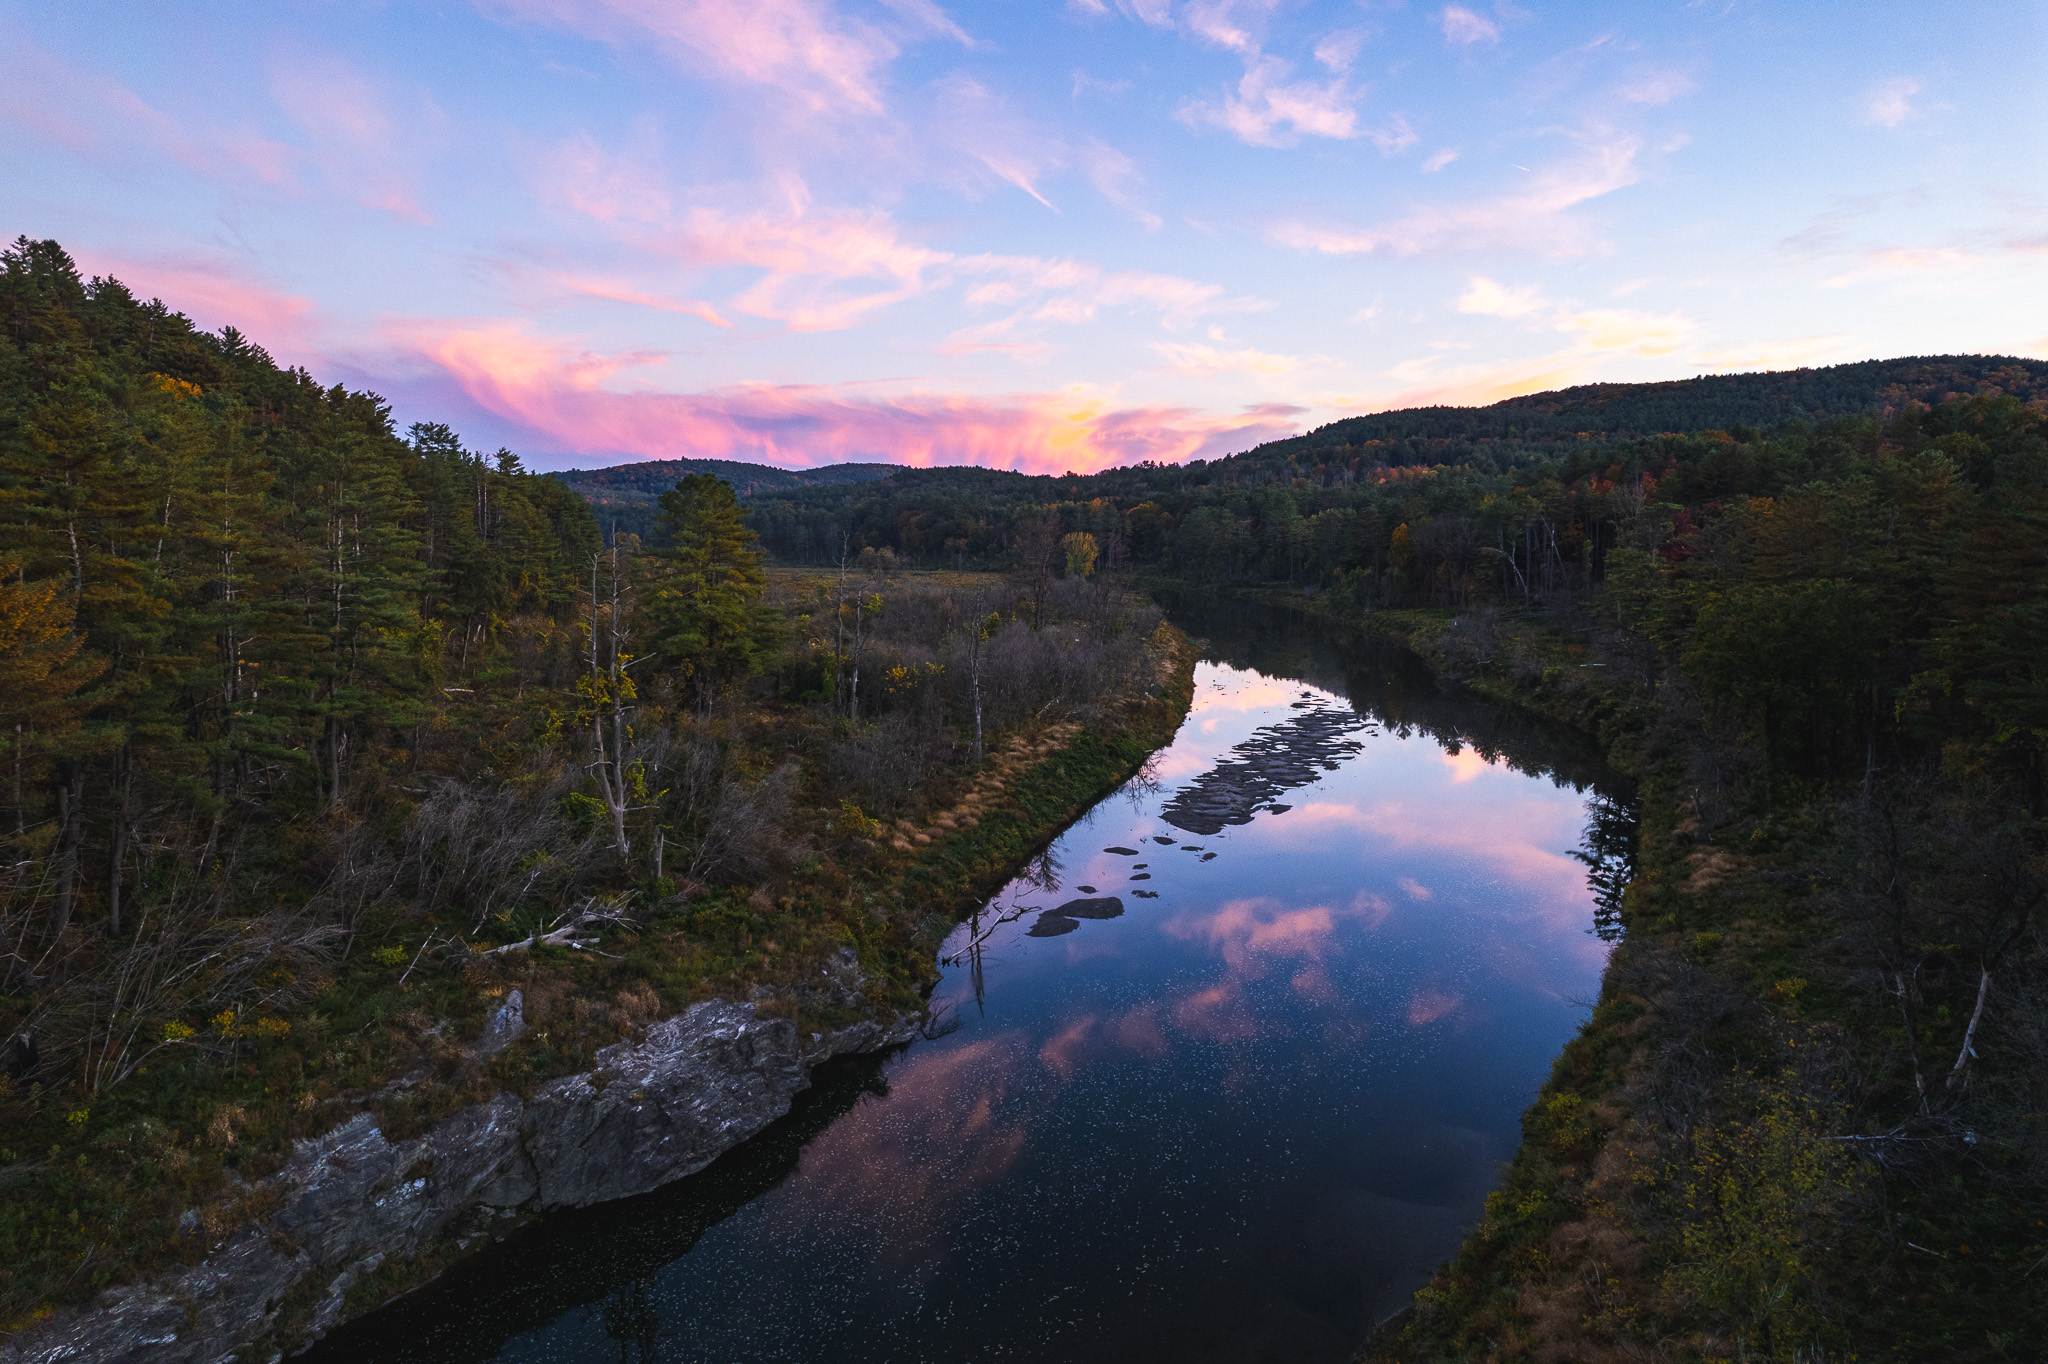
[6,0,2045,471]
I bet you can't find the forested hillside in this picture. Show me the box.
[0,240,1182,1337]
[720,350,2048,1359]
[731,354,2048,582]
[5,228,2043,1360]
[555,457,894,543]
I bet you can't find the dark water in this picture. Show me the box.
[312,613,1624,1364]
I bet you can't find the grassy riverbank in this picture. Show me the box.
[3,619,1193,1344]
[1283,601,2045,1364]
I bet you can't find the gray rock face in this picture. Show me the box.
[471,989,527,1056]
[1,996,916,1364]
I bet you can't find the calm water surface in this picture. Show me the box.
[316,618,1621,1363]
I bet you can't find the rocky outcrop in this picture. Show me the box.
[2,979,918,1364]
[526,1001,914,1211]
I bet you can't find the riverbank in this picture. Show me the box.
[1,629,1197,1364]
[1236,592,2038,1363]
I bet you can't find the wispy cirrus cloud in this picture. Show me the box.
[629,198,1262,333]
[1863,75,1923,128]
[533,128,1269,336]
[1178,53,1367,148]
[1455,276,1545,319]
[0,41,303,193]
[541,132,674,224]
[666,203,953,330]
[400,318,1304,470]
[1457,275,1693,355]
[1120,0,1397,151]
[265,49,441,222]
[477,0,969,116]
[541,272,731,326]
[1154,341,1303,376]
[932,72,1066,207]
[1080,138,1161,229]
[1692,336,1856,373]
[1271,134,1641,257]
[1818,246,1984,289]
[1619,67,1696,105]
[1438,5,1499,46]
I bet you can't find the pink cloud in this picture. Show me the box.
[545,272,732,326]
[73,251,319,354]
[932,73,1066,207]
[265,51,437,222]
[1286,797,1589,921]
[1162,894,1394,978]
[1178,54,1364,148]
[1170,982,1262,1042]
[1038,1015,1098,1080]
[770,1033,1034,1254]
[0,42,302,192]
[1406,989,1463,1025]
[542,134,674,224]
[539,160,1265,336]
[402,319,1301,471]
[479,0,936,116]
[669,205,951,330]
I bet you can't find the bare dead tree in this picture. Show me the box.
[1012,512,1062,629]
[583,540,639,864]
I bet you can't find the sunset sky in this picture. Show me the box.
[7,0,2045,472]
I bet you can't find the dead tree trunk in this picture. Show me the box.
[49,759,84,939]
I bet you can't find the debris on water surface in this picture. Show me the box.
[1077,885,1097,893]
[1131,889,1159,898]
[1130,873,1151,881]
[1153,836,1176,845]
[1159,703,1369,836]
[1104,846,1139,856]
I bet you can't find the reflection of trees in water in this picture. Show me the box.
[601,1279,661,1363]
[1161,591,1641,939]
[1571,792,1639,941]
[1118,753,1164,810]
[1023,846,1063,893]
[1160,591,1627,800]
[1158,704,1368,835]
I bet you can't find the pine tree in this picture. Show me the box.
[644,474,770,700]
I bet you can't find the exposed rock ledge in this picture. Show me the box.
[4,982,919,1364]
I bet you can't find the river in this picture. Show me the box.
[312,611,1626,1363]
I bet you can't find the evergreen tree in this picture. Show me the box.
[644,473,770,699]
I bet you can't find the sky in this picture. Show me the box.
[6,0,2047,474]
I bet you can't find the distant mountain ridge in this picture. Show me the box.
[554,458,897,535]
[553,356,2048,533]
[1250,354,2048,465]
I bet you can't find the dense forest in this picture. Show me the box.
[720,351,2048,1359]
[4,229,2044,1361]
[0,240,1179,1335]
[555,457,894,544]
